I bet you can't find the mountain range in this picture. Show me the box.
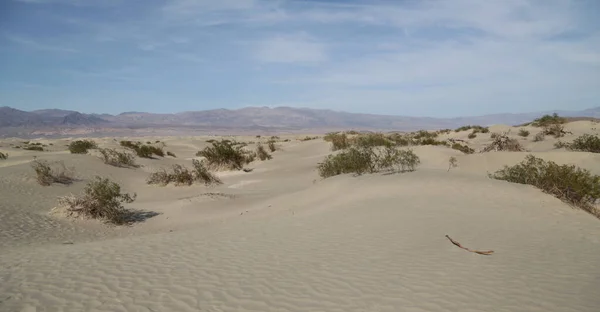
[1,106,598,138]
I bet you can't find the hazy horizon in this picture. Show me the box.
[1,0,599,117]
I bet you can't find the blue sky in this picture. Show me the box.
[1,0,599,117]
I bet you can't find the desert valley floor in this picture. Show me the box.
[1,121,600,312]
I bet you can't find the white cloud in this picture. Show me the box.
[5,33,78,52]
[255,33,327,63]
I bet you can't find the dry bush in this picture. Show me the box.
[23,145,44,151]
[0,152,7,160]
[57,176,137,224]
[451,143,474,154]
[31,159,75,186]
[468,132,477,139]
[455,125,489,133]
[568,134,600,153]
[542,123,569,138]
[413,130,438,140]
[147,159,222,186]
[448,156,458,172]
[68,140,97,154]
[481,133,525,152]
[518,129,530,137]
[490,155,600,217]
[98,148,139,168]
[490,132,500,139]
[120,141,163,158]
[256,143,272,161]
[196,139,251,170]
[300,136,318,141]
[267,140,277,152]
[351,133,394,148]
[317,146,420,178]
[533,132,545,142]
[166,151,177,157]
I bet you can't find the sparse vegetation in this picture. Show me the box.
[31,159,75,186]
[196,139,253,170]
[567,134,600,153]
[256,143,272,161]
[23,145,44,151]
[482,133,524,152]
[533,132,545,142]
[455,125,489,133]
[57,176,137,224]
[98,148,139,168]
[325,132,351,151]
[451,143,474,154]
[542,123,568,138]
[317,146,420,178]
[467,132,477,139]
[530,113,566,127]
[448,156,458,172]
[68,140,97,154]
[300,136,319,141]
[0,152,7,160]
[490,155,600,217]
[120,140,164,158]
[267,140,277,152]
[147,159,222,186]
[352,133,394,148]
[518,129,530,137]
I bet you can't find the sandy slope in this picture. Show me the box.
[1,124,600,311]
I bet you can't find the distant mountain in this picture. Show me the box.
[0,105,598,138]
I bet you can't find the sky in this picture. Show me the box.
[0,0,599,117]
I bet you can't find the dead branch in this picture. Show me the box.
[445,235,494,255]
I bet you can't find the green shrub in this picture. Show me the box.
[455,125,488,133]
[147,159,222,186]
[0,152,7,160]
[120,140,139,149]
[68,140,97,154]
[568,134,600,153]
[352,133,393,148]
[490,155,600,216]
[531,113,566,127]
[120,141,163,158]
[518,129,530,137]
[542,123,568,138]
[196,139,251,170]
[256,143,272,161]
[451,143,474,154]
[413,130,438,140]
[31,159,74,186]
[317,146,420,178]
[482,134,524,152]
[328,133,350,151]
[467,132,477,139]
[98,148,139,168]
[57,176,137,224]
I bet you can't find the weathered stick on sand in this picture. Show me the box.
[445,235,494,255]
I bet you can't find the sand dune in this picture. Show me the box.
[1,124,599,311]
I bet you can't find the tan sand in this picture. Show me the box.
[1,126,600,311]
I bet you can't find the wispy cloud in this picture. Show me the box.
[255,33,327,63]
[4,33,78,53]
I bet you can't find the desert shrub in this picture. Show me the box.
[568,134,600,153]
[482,133,524,152]
[387,134,411,146]
[57,176,136,224]
[533,132,545,142]
[415,137,447,146]
[323,132,340,142]
[518,129,530,137]
[317,146,420,178]
[300,136,318,141]
[490,155,600,216]
[542,123,568,138]
[166,151,176,157]
[98,148,138,168]
[0,152,7,160]
[455,125,488,133]
[467,132,477,139]
[147,159,221,186]
[120,140,139,149]
[554,141,570,149]
[31,159,74,186]
[23,145,44,151]
[327,133,350,151]
[352,133,393,148]
[531,113,566,127]
[267,140,277,152]
[490,133,500,139]
[436,129,452,134]
[256,143,272,161]
[196,139,250,170]
[68,140,97,154]
[451,143,474,154]
[448,156,458,172]
[413,130,438,140]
